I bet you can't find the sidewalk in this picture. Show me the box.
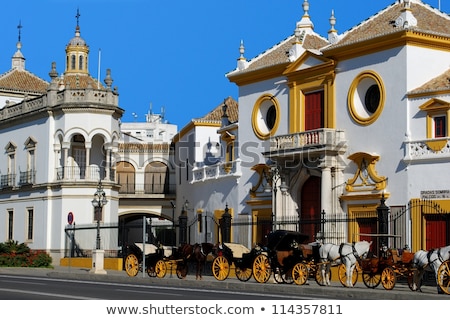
[0,265,448,300]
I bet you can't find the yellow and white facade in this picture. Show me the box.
[226,0,450,250]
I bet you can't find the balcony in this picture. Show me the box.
[0,174,15,188]
[268,128,347,156]
[191,159,242,183]
[404,138,450,163]
[19,170,36,185]
[56,166,115,181]
[118,183,175,195]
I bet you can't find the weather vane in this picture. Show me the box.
[76,8,80,26]
[17,20,22,42]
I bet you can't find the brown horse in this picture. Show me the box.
[177,243,215,280]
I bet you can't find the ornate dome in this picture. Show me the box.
[68,26,86,46]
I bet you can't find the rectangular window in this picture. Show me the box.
[305,91,324,131]
[434,116,446,138]
[27,208,34,241]
[8,210,13,240]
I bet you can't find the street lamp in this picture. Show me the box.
[90,180,108,275]
[92,181,108,250]
[170,200,176,245]
[264,164,288,231]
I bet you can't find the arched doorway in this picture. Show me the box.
[300,176,321,241]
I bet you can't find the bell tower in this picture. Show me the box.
[65,9,89,75]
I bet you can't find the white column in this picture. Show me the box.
[321,166,332,215]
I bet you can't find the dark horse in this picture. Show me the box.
[177,243,215,280]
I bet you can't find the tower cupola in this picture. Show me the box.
[65,9,89,75]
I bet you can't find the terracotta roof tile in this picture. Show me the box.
[239,33,329,73]
[409,69,450,94]
[63,74,105,89]
[325,2,450,50]
[0,69,48,94]
[196,96,238,123]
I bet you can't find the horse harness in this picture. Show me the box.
[339,242,362,263]
[426,248,446,266]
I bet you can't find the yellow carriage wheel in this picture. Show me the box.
[338,263,358,287]
[155,260,167,278]
[381,267,396,290]
[362,270,381,288]
[253,254,271,283]
[212,256,230,281]
[125,253,139,277]
[235,267,252,282]
[314,263,331,286]
[438,260,450,295]
[292,262,308,285]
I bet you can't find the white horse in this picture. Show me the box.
[411,245,450,292]
[319,240,372,287]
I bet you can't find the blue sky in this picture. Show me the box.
[0,0,447,129]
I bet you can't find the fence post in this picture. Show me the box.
[377,193,389,249]
[221,204,232,243]
[178,209,188,245]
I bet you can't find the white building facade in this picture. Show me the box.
[224,0,450,251]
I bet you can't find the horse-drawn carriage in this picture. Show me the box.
[124,242,215,280]
[124,243,178,278]
[251,230,319,284]
[360,246,415,290]
[211,242,264,281]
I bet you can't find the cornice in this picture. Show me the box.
[227,63,289,86]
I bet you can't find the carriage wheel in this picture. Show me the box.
[253,254,271,283]
[146,265,156,277]
[338,264,358,287]
[283,269,294,284]
[211,256,230,281]
[437,260,450,295]
[362,270,381,288]
[125,253,140,277]
[292,263,308,285]
[176,262,188,279]
[235,267,252,282]
[381,267,396,290]
[314,264,331,286]
[155,260,167,278]
[273,268,284,283]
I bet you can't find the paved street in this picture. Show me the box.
[0,266,448,300]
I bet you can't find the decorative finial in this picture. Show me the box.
[239,40,245,59]
[104,69,113,88]
[329,10,336,30]
[237,40,248,71]
[303,0,310,16]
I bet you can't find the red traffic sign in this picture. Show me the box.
[68,212,74,225]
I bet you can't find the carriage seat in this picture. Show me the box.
[390,249,402,263]
[135,243,158,255]
[299,244,313,258]
[224,243,250,259]
[162,245,177,258]
[277,250,293,266]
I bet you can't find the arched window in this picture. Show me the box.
[79,56,84,70]
[144,162,169,194]
[116,161,135,194]
[71,55,76,70]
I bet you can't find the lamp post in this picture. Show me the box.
[170,200,176,245]
[90,180,108,274]
[264,164,288,231]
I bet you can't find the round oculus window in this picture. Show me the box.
[252,95,280,139]
[348,71,385,125]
